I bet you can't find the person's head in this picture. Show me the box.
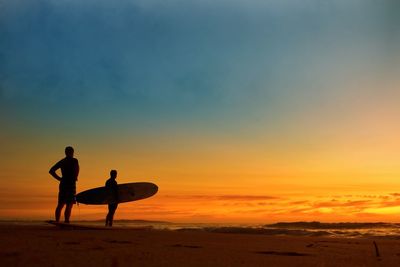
[110,170,117,179]
[65,146,74,158]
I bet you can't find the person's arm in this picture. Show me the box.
[106,180,119,203]
[49,161,62,181]
[108,181,119,202]
[75,159,79,181]
[113,183,119,203]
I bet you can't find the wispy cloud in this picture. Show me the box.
[162,194,280,201]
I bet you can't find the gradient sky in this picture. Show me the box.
[1,0,400,223]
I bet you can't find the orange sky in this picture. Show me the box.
[2,83,400,223]
[2,103,400,223]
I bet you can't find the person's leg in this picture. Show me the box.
[105,206,111,226]
[109,204,118,227]
[109,212,114,226]
[64,203,73,223]
[55,203,65,222]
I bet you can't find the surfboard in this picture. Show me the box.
[76,182,158,205]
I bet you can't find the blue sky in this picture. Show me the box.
[1,0,398,166]
[2,0,397,124]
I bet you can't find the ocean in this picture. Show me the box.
[3,220,400,239]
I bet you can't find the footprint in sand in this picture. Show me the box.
[255,251,311,256]
[104,240,133,244]
[63,241,80,245]
[91,246,105,250]
[2,252,20,257]
[171,244,202,249]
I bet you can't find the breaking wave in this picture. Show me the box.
[176,222,400,238]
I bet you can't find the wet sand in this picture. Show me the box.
[1,223,400,266]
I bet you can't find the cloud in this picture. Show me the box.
[282,194,400,216]
[312,200,372,208]
[162,194,280,201]
[216,195,280,201]
[376,199,400,208]
[157,193,400,219]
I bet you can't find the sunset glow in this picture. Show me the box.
[1,0,400,223]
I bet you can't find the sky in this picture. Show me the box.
[1,0,400,223]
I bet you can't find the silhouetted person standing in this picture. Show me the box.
[49,146,79,223]
[105,170,118,227]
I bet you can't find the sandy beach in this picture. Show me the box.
[1,223,400,267]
